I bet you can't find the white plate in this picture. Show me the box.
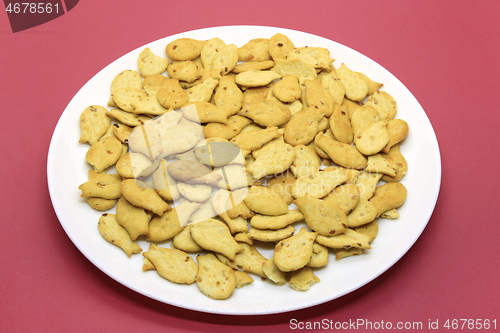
[47,25,441,315]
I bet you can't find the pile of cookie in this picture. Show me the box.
[78,33,409,300]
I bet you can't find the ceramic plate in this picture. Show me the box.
[47,25,441,315]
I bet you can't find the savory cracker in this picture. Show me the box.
[381,145,408,182]
[287,47,334,71]
[291,168,348,199]
[112,87,148,112]
[233,242,268,278]
[226,188,254,219]
[304,78,335,117]
[172,148,198,162]
[146,110,182,138]
[129,94,169,116]
[380,208,400,219]
[314,133,367,169]
[84,171,118,211]
[274,227,317,272]
[324,166,360,184]
[307,242,329,268]
[189,219,244,260]
[147,200,200,242]
[363,90,397,121]
[127,124,162,160]
[262,257,287,286]
[111,70,143,93]
[167,160,222,186]
[177,182,212,203]
[195,138,243,167]
[181,101,228,124]
[238,99,291,127]
[98,213,142,257]
[196,253,236,300]
[138,47,169,77]
[242,86,273,104]
[106,108,151,127]
[157,78,188,109]
[143,74,169,95]
[350,105,381,139]
[115,196,151,240]
[116,152,160,179]
[151,159,181,201]
[234,271,254,289]
[121,179,171,216]
[79,32,413,300]
[211,44,239,75]
[365,154,396,177]
[250,209,304,230]
[266,171,296,205]
[272,59,317,79]
[335,247,363,261]
[284,106,324,146]
[330,103,353,144]
[294,194,348,236]
[246,141,295,179]
[248,225,295,243]
[143,244,198,284]
[318,69,344,105]
[79,174,122,200]
[355,120,390,155]
[235,70,282,87]
[238,38,270,62]
[369,182,407,217]
[272,75,302,103]
[211,189,249,234]
[213,76,244,116]
[336,63,369,101]
[232,60,275,73]
[85,136,123,173]
[315,229,372,249]
[230,126,282,151]
[243,186,289,216]
[142,258,156,271]
[233,232,253,245]
[165,38,205,61]
[290,144,321,179]
[360,72,383,95]
[186,76,219,103]
[342,98,362,120]
[268,33,295,60]
[353,219,379,242]
[355,172,384,200]
[200,37,226,69]
[188,198,218,223]
[215,164,254,190]
[172,224,203,252]
[204,115,252,140]
[382,119,409,154]
[79,105,111,145]
[323,183,360,215]
[158,121,204,159]
[289,266,320,292]
[167,60,200,83]
[346,198,378,227]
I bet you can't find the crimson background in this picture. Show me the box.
[1,1,499,332]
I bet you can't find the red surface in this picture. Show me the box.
[1,1,499,332]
